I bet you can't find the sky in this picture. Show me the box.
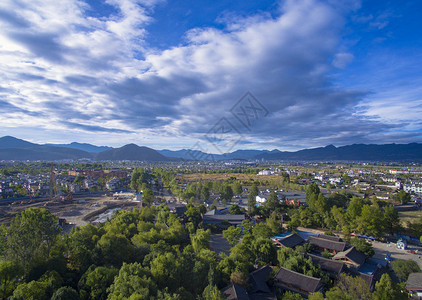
[0,0,421,153]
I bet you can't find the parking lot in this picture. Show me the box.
[371,240,422,268]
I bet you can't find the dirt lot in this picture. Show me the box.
[371,240,422,268]
[0,193,140,227]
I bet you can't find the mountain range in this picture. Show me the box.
[0,136,421,162]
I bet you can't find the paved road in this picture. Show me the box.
[372,240,422,268]
[210,234,232,256]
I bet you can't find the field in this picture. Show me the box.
[399,209,422,224]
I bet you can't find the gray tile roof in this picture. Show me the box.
[221,283,249,300]
[307,253,346,279]
[407,272,422,290]
[274,233,304,248]
[333,246,366,267]
[275,266,323,294]
[309,236,348,252]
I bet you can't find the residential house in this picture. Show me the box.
[308,235,348,254]
[274,266,324,297]
[333,246,366,269]
[306,254,346,280]
[272,233,304,249]
[406,272,422,299]
[221,283,249,300]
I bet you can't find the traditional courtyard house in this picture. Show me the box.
[308,235,348,254]
[406,272,422,299]
[272,233,305,249]
[221,283,249,300]
[203,209,245,227]
[274,267,324,297]
[332,246,366,269]
[306,254,347,280]
[248,265,276,299]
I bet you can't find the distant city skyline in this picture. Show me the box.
[0,0,421,151]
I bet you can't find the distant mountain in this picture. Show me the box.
[45,142,112,153]
[0,136,92,160]
[96,144,171,161]
[256,143,422,161]
[158,149,278,160]
[1,136,421,162]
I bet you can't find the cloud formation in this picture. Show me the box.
[0,0,421,150]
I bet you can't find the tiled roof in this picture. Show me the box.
[333,246,366,267]
[221,283,249,300]
[275,266,323,294]
[275,233,304,248]
[407,273,422,290]
[309,236,348,252]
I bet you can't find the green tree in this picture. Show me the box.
[394,190,411,205]
[232,182,243,195]
[266,191,280,211]
[355,204,385,238]
[0,260,23,299]
[142,188,155,206]
[383,205,400,234]
[229,204,242,215]
[202,284,225,300]
[81,266,118,300]
[51,286,79,300]
[391,259,420,281]
[10,270,63,300]
[329,273,373,300]
[4,208,61,271]
[349,238,374,257]
[248,184,259,214]
[223,226,241,245]
[282,291,302,299]
[191,229,211,253]
[374,273,403,300]
[108,262,157,300]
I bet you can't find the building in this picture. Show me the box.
[274,267,324,297]
[306,254,346,280]
[308,235,348,254]
[404,182,422,194]
[272,233,304,249]
[333,246,366,269]
[406,272,422,299]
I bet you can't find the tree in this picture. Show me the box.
[374,273,404,300]
[202,284,225,300]
[191,229,211,253]
[142,188,155,206]
[223,226,241,245]
[266,191,280,211]
[51,287,79,300]
[349,238,374,257]
[108,262,157,300]
[232,182,243,195]
[248,184,259,214]
[229,204,242,215]
[329,273,373,300]
[4,208,61,271]
[10,270,63,300]
[80,266,118,300]
[391,259,420,281]
[383,205,400,234]
[394,190,411,205]
[355,204,385,238]
[0,260,23,299]
[282,291,302,299]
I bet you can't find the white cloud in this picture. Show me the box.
[0,0,420,149]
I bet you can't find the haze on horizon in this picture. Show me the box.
[0,0,421,152]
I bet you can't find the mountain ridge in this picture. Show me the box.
[1,136,422,161]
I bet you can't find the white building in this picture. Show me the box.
[256,195,267,203]
[404,182,422,194]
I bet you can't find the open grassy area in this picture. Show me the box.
[399,210,422,224]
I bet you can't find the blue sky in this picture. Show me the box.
[0,0,421,152]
